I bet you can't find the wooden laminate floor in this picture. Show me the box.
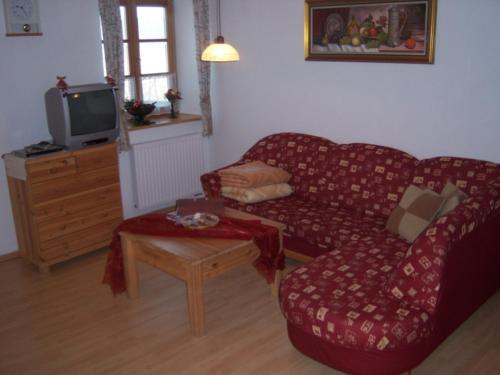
[0,250,499,375]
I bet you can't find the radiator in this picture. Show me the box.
[131,133,205,209]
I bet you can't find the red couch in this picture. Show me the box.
[201,132,500,375]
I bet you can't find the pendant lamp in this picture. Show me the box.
[201,0,240,62]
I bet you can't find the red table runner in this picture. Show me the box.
[103,213,284,295]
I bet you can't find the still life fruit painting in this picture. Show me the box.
[305,0,437,64]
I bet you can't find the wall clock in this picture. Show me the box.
[3,0,42,36]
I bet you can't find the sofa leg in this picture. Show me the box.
[400,371,411,375]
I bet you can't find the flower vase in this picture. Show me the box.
[168,100,177,119]
[169,104,177,119]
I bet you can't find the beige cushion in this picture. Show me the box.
[221,183,293,203]
[438,181,468,216]
[386,184,446,242]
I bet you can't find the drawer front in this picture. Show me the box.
[37,205,123,242]
[39,218,121,261]
[32,184,122,223]
[27,156,77,183]
[76,143,118,173]
[31,166,119,204]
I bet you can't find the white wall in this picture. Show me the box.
[0,0,200,255]
[209,0,500,169]
[0,0,103,255]
[1,0,498,255]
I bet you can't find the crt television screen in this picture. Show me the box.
[67,89,116,136]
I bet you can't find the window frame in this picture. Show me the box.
[119,0,176,101]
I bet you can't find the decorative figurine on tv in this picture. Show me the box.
[105,75,116,87]
[56,76,68,91]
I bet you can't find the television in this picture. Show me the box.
[45,83,120,149]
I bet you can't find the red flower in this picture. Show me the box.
[132,99,142,109]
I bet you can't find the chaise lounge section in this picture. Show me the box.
[201,132,500,374]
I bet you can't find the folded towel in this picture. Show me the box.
[218,161,291,188]
[222,183,293,203]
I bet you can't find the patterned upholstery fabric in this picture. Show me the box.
[312,143,417,218]
[241,132,338,200]
[279,235,433,352]
[201,133,500,316]
[220,195,391,253]
[201,133,500,373]
[201,132,500,374]
[412,157,500,195]
[244,138,418,218]
[203,133,417,219]
[385,176,500,314]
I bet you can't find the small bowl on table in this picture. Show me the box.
[179,212,220,229]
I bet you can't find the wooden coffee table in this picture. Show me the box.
[120,207,285,337]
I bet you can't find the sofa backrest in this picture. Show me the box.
[313,143,417,217]
[412,157,500,195]
[241,132,338,199]
[241,133,499,219]
[242,133,417,218]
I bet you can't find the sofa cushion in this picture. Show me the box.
[280,237,433,352]
[439,181,468,216]
[286,202,390,250]
[386,185,445,242]
[222,194,402,254]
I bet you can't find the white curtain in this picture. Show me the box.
[98,0,130,150]
[192,0,214,136]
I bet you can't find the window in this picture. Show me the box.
[102,0,176,104]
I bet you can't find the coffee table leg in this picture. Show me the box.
[186,263,205,336]
[270,232,284,297]
[270,270,282,297]
[122,235,139,299]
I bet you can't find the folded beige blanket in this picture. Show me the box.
[222,183,293,203]
[218,161,291,188]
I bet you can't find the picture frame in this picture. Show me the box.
[304,0,437,64]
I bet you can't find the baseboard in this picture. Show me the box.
[0,250,20,263]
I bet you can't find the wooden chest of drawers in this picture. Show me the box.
[3,143,123,272]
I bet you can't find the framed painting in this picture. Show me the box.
[304,0,437,63]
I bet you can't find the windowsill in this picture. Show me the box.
[127,113,202,132]
[127,113,204,146]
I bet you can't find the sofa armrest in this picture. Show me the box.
[200,161,245,198]
[201,170,222,198]
[386,176,500,315]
